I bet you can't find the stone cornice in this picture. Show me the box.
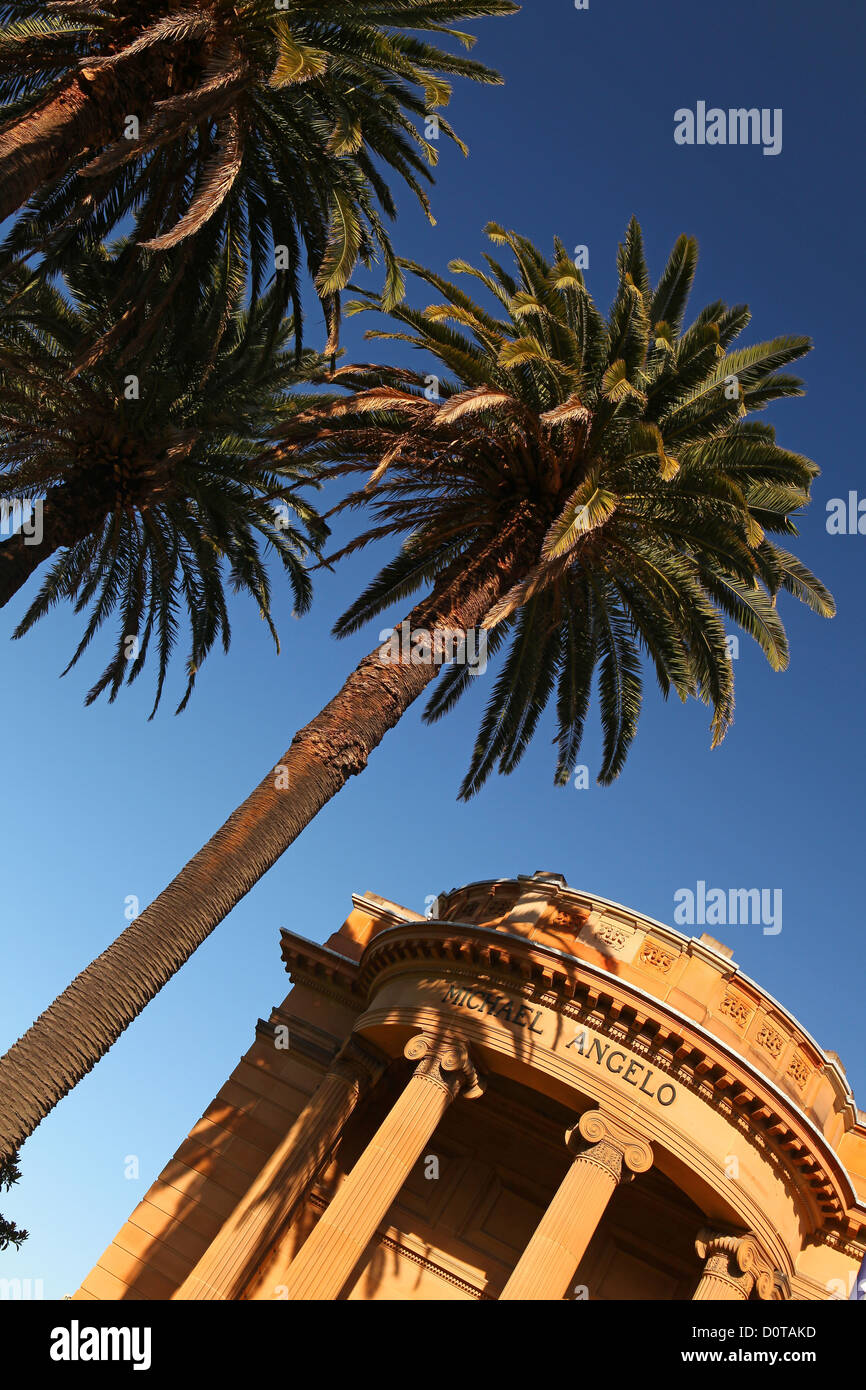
[350,891,426,925]
[438,878,860,1120]
[353,920,866,1246]
[354,906,866,1134]
[279,911,866,1253]
[279,930,364,1008]
[351,892,862,1132]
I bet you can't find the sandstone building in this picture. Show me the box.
[74,873,866,1300]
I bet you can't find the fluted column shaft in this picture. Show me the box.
[500,1109,653,1301]
[280,1032,483,1301]
[174,1036,385,1301]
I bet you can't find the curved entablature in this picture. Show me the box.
[354,920,859,1255]
[343,873,863,1146]
[431,874,859,1128]
[279,871,866,1273]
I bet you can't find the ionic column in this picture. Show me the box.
[500,1109,653,1301]
[174,1035,386,1301]
[279,1031,484,1301]
[693,1229,781,1301]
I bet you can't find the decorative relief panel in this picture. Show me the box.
[753,1019,785,1060]
[548,908,583,933]
[638,941,676,974]
[596,922,631,950]
[787,1053,810,1091]
[578,914,642,963]
[718,991,754,1031]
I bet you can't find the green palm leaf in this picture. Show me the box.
[271,218,832,792]
[0,0,517,350]
[0,248,330,713]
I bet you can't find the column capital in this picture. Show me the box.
[567,1108,653,1178]
[404,1031,485,1100]
[695,1228,783,1300]
[330,1034,388,1093]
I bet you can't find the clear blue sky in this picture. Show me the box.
[1,0,864,1299]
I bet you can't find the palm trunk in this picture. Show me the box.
[0,508,543,1160]
[0,494,99,609]
[0,59,167,221]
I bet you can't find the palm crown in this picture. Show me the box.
[0,246,328,714]
[0,0,516,350]
[280,218,834,795]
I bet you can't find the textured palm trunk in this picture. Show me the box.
[0,58,167,221]
[0,493,95,609]
[0,508,543,1160]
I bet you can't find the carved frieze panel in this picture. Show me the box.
[578,913,643,963]
[787,1053,811,1091]
[718,991,754,1031]
[753,1018,786,1061]
[638,941,677,974]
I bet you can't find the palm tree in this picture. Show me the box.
[0,244,328,714]
[0,218,834,1161]
[0,0,517,351]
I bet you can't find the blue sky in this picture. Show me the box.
[1,0,864,1298]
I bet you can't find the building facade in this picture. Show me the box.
[74,873,866,1301]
